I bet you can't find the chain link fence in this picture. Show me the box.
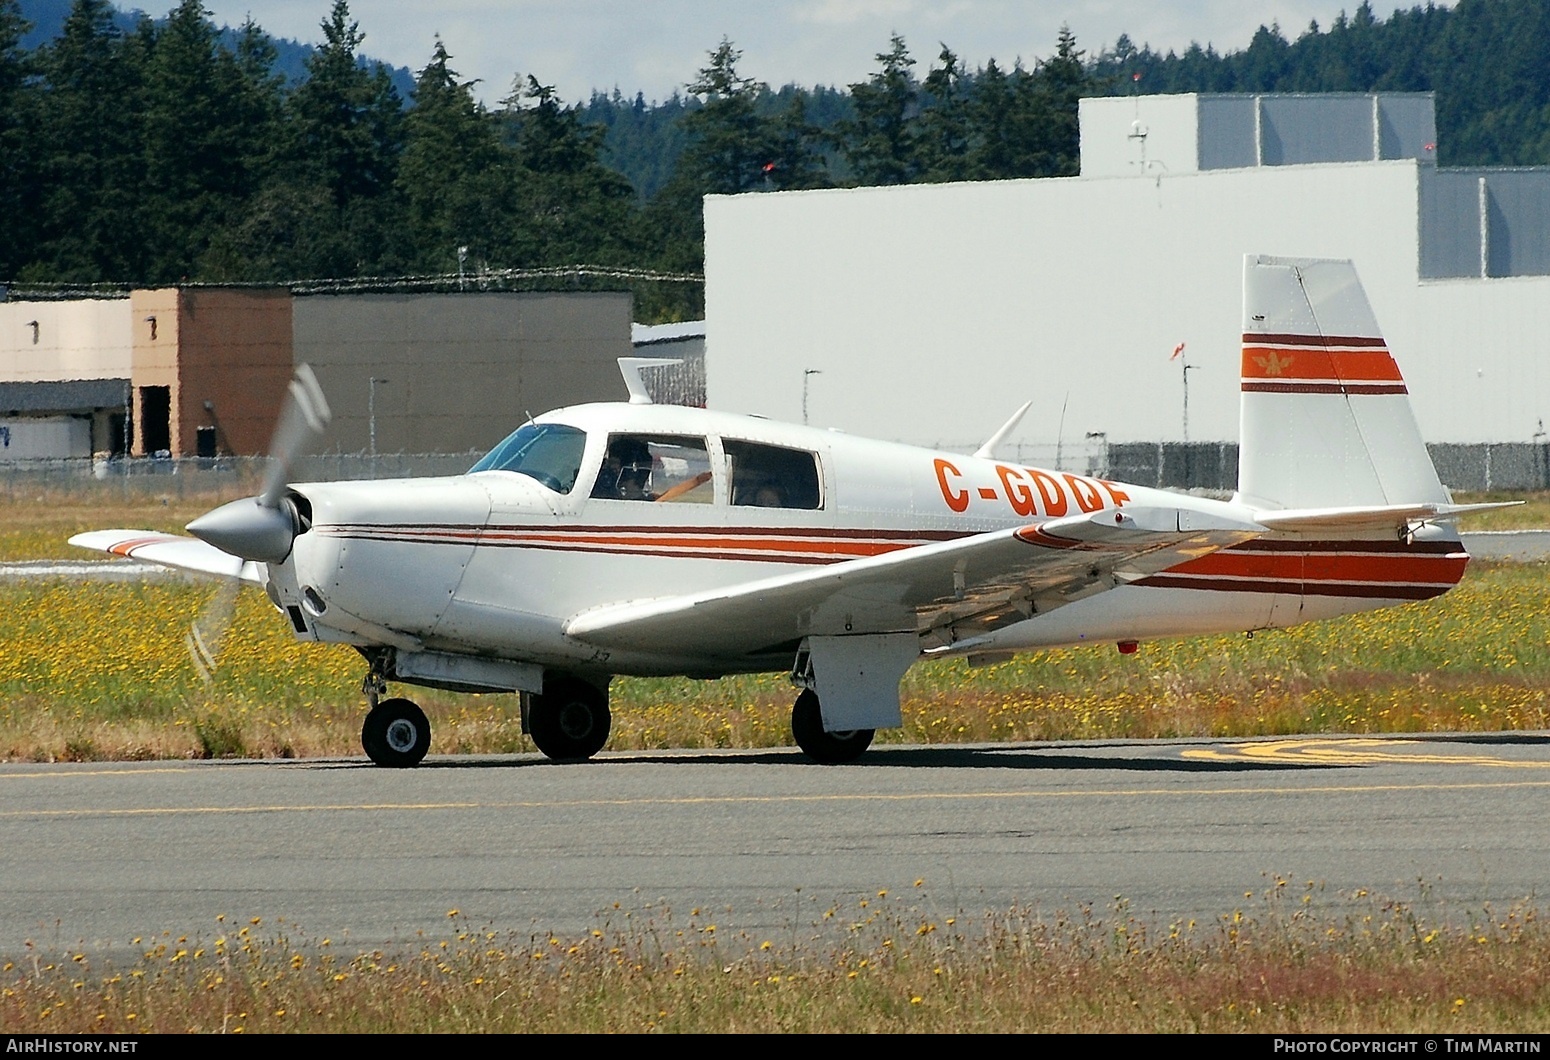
[0,452,483,501]
[3,442,1546,499]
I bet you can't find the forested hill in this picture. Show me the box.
[2,0,1548,322]
[17,0,415,91]
[1085,0,1550,167]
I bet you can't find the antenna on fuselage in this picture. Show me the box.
[617,357,683,405]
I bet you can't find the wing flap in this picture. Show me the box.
[69,530,263,584]
[564,506,1265,657]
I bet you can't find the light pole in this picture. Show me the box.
[802,369,821,425]
[1180,358,1197,443]
[369,376,389,469]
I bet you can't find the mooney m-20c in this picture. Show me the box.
[74,255,1498,766]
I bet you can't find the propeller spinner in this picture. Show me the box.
[187,364,332,564]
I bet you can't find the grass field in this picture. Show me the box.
[1,557,1546,762]
[6,879,1547,1032]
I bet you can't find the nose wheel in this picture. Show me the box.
[362,697,431,768]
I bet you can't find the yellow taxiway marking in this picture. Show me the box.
[1182,738,1550,769]
[6,779,1550,820]
[0,766,218,780]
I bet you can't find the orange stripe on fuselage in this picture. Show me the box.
[1168,549,1467,586]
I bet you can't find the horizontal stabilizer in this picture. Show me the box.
[69,530,263,584]
[1253,500,1522,534]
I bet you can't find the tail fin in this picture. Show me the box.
[1237,254,1447,511]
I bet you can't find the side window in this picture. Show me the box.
[590,434,713,503]
[725,440,822,509]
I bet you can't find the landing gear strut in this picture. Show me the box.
[790,688,874,764]
[359,666,431,767]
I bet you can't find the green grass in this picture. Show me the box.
[1,559,1548,762]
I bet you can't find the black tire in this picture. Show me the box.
[790,688,874,764]
[362,697,431,768]
[529,678,611,761]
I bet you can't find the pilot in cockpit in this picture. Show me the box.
[592,436,655,500]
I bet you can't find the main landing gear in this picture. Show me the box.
[526,676,611,761]
[790,688,874,765]
[360,669,430,768]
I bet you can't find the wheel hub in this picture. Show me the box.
[385,718,418,753]
[557,702,593,740]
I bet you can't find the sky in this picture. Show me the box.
[193,1,1419,107]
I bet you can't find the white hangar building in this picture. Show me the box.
[703,93,1550,475]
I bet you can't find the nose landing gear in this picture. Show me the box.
[360,667,431,768]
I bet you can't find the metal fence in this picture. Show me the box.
[0,452,484,500]
[3,441,1547,498]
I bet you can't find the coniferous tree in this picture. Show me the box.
[505,76,637,265]
[30,0,147,281]
[676,38,780,196]
[916,46,972,183]
[396,39,510,272]
[839,33,920,185]
[140,0,265,282]
[0,0,35,278]
[281,0,405,274]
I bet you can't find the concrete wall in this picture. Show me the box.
[0,298,132,382]
[0,416,91,460]
[293,290,633,456]
[175,288,293,457]
[1079,93,1438,178]
[128,289,179,455]
[704,159,1550,450]
[707,161,1425,448]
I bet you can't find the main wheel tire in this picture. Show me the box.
[790,688,874,764]
[529,678,611,761]
[362,697,431,768]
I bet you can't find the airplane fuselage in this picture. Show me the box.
[279,400,1467,681]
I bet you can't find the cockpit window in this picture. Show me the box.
[725,440,822,509]
[469,422,586,493]
[590,434,713,503]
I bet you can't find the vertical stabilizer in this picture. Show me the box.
[1237,255,1446,510]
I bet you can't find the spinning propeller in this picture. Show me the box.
[183,365,331,681]
[186,364,331,564]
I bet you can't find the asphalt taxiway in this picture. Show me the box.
[4,733,1548,953]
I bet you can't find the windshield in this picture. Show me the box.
[469,422,587,493]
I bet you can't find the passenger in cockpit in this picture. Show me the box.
[593,436,655,500]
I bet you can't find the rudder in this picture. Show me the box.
[1236,254,1447,511]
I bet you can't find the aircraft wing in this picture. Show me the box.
[564,505,1265,658]
[69,530,263,584]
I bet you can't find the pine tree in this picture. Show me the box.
[0,0,35,278]
[31,0,147,281]
[505,76,637,265]
[280,0,405,274]
[141,0,266,282]
[839,33,920,185]
[396,39,511,271]
[677,38,780,195]
[917,46,972,183]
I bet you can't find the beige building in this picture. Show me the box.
[0,288,632,459]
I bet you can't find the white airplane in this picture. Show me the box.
[73,255,1500,766]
